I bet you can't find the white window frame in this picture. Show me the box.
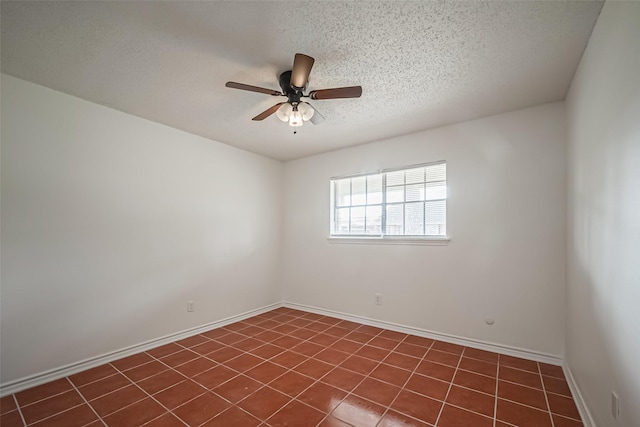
[328,161,450,245]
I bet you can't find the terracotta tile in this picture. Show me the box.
[271,335,304,349]
[332,395,386,427]
[270,351,307,369]
[122,360,167,382]
[301,312,324,321]
[330,339,363,354]
[269,371,315,397]
[431,341,465,355]
[0,410,24,427]
[290,328,318,340]
[305,322,329,333]
[21,390,84,424]
[383,352,421,371]
[103,397,165,427]
[232,338,265,352]
[547,392,581,419]
[254,320,280,330]
[540,363,565,379]
[298,382,346,413]
[403,335,434,348]
[138,370,185,395]
[273,324,299,334]
[459,357,497,377]
[446,385,495,417]
[254,330,285,342]
[378,410,431,426]
[244,361,288,383]
[69,364,119,387]
[370,364,412,387]
[238,386,291,420]
[337,320,362,330]
[174,357,217,378]
[308,333,340,347]
[88,384,147,417]
[353,378,401,406]
[323,326,351,338]
[321,367,365,392]
[424,349,460,367]
[553,414,584,427]
[294,359,335,379]
[30,404,98,427]
[192,343,231,358]
[318,415,353,426]
[394,342,428,359]
[340,355,379,376]
[0,396,17,415]
[213,375,262,403]
[390,389,442,425]
[224,354,264,373]
[250,344,284,359]
[499,355,539,373]
[111,352,154,371]
[173,392,230,426]
[154,380,206,409]
[238,325,264,337]
[287,318,313,328]
[355,325,384,336]
[497,398,552,427]
[160,349,199,367]
[292,341,325,357]
[345,331,374,344]
[15,378,73,406]
[318,316,343,325]
[215,332,247,345]
[224,322,250,333]
[192,365,237,390]
[147,343,183,359]
[404,373,449,401]
[369,336,400,350]
[499,365,542,389]
[438,404,493,427]
[543,375,572,396]
[267,399,325,427]
[207,346,243,363]
[463,348,500,364]
[314,348,350,365]
[498,380,547,410]
[379,330,408,342]
[355,345,390,361]
[144,413,186,427]
[201,406,261,427]
[78,373,132,401]
[415,360,456,382]
[453,370,496,395]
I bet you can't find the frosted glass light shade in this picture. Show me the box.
[276,103,293,122]
[298,102,315,121]
[289,110,303,127]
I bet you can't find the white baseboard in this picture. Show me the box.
[563,361,596,427]
[283,301,564,366]
[0,302,283,397]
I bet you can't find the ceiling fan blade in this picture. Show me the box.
[309,86,362,100]
[226,81,282,96]
[252,103,285,121]
[291,53,315,89]
[305,103,325,125]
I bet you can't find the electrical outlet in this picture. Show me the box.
[611,391,619,420]
[187,301,195,312]
[375,293,382,305]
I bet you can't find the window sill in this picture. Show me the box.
[327,236,450,245]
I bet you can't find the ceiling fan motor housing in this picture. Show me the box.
[279,71,302,104]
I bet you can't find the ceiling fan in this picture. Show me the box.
[225,53,362,128]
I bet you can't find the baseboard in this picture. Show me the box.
[284,301,564,366]
[0,302,283,397]
[563,360,596,427]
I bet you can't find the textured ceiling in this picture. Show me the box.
[1,1,603,161]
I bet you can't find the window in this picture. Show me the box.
[330,162,447,239]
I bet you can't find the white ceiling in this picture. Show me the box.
[1,1,602,161]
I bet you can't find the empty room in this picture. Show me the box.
[1,1,638,426]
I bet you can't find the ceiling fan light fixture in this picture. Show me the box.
[298,102,315,121]
[276,103,293,122]
[289,109,303,127]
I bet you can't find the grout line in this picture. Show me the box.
[433,346,464,426]
[493,354,500,427]
[66,379,108,427]
[11,394,27,427]
[538,362,556,427]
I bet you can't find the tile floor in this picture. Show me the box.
[0,307,583,427]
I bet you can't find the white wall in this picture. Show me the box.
[565,2,640,426]
[0,75,282,384]
[282,102,566,356]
